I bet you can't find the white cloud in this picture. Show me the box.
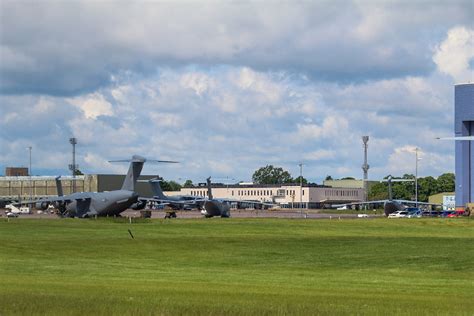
[433,26,474,82]
[1,1,471,95]
[303,150,336,161]
[0,65,457,183]
[68,93,114,119]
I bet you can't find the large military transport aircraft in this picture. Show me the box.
[201,177,231,218]
[139,178,206,210]
[21,155,177,218]
[200,177,275,218]
[334,176,438,216]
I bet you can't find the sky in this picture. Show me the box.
[0,1,473,184]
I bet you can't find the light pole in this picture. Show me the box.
[69,137,77,193]
[415,148,422,207]
[298,162,304,216]
[26,146,32,203]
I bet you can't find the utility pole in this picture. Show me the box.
[362,136,370,202]
[69,137,78,193]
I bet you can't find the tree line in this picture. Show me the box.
[368,173,455,202]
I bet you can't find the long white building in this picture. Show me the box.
[174,183,365,209]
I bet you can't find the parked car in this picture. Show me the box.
[6,212,19,218]
[388,211,409,218]
[422,211,440,217]
[406,207,422,218]
[446,210,465,218]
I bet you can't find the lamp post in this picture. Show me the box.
[415,148,422,207]
[27,146,32,202]
[69,137,77,193]
[298,162,304,216]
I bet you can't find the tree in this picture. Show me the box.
[368,182,388,200]
[341,177,355,180]
[160,180,182,191]
[293,176,308,185]
[183,179,193,187]
[436,173,455,192]
[417,176,438,202]
[325,175,333,181]
[74,169,84,176]
[252,165,293,184]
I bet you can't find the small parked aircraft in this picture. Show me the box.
[139,178,206,210]
[334,176,439,216]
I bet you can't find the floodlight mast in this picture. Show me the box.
[69,137,78,193]
[362,136,369,202]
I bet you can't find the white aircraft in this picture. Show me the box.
[436,136,474,141]
[6,204,31,214]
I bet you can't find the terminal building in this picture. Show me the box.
[455,83,473,208]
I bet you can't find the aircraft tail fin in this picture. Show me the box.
[109,155,179,192]
[149,179,167,199]
[206,177,213,200]
[55,176,63,196]
[108,155,146,192]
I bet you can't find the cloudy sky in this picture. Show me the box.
[1,1,473,183]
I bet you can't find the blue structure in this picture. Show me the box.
[455,83,474,208]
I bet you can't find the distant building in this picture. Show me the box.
[175,183,364,209]
[323,179,377,199]
[455,83,473,208]
[5,167,28,177]
[0,175,156,199]
[428,192,455,211]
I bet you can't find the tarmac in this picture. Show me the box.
[0,209,380,220]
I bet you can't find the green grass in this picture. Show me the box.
[0,218,472,315]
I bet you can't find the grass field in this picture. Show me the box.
[0,217,472,315]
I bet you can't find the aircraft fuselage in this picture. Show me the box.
[65,190,139,217]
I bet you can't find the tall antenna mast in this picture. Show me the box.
[362,136,369,201]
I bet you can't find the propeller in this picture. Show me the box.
[108,155,179,164]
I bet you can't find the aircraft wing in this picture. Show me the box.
[437,136,474,141]
[332,200,389,207]
[216,198,275,207]
[393,199,441,206]
[14,196,76,205]
[139,197,198,204]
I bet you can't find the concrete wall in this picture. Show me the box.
[455,83,474,207]
[0,176,88,198]
[0,174,156,198]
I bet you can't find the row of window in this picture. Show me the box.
[190,189,276,197]
[189,188,307,197]
[324,190,359,197]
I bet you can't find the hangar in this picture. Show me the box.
[455,83,474,208]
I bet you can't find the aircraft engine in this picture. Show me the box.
[36,202,50,210]
[203,201,230,218]
[384,201,401,216]
[53,201,64,209]
[131,200,147,210]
